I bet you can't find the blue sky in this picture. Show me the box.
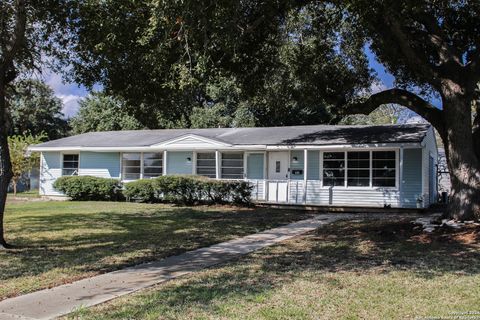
[43,68,91,118]
[45,49,437,119]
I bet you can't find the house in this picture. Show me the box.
[29,123,438,208]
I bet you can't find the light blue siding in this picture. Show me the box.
[247,153,264,179]
[401,148,423,207]
[167,151,193,175]
[79,152,120,178]
[40,152,62,196]
[307,151,320,180]
[290,150,304,180]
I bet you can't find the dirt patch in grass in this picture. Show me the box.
[410,223,480,246]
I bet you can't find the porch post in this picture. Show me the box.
[399,146,404,206]
[163,151,168,176]
[303,149,308,203]
[215,150,221,179]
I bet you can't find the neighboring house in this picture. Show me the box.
[29,123,438,208]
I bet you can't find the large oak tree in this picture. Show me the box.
[0,0,70,248]
[65,1,480,220]
[341,0,480,220]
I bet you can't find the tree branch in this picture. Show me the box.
[383,13,442,88]
[1,0,26,68]
[417,12,462,67]
[343,88,444,131]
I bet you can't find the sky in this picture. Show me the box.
[42,68,91,118]
[44,48,438,120]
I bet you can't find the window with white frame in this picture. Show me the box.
[372,151,396,187]
[196,152,216,178]
[347,151,370,187]
[221,152,244,179]
[322,152,345,186]
[322,150,397,187]
[62,154,79,176]
[122,153,141,180]
[143,152,163,178]
[122,152,164,180]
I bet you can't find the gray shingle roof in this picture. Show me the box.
[31,123,431,148]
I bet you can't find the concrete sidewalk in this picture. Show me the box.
[0,214,353,320]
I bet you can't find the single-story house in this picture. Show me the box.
[29,123,438,208]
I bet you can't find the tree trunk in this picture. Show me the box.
[0,81,14,249]
[12,179,17,197]
[442,84,480,221]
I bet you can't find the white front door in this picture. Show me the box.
[267,152,289,202]
[268,152,289,180]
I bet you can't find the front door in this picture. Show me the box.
[267,152,289,202]
[268,152,289,180]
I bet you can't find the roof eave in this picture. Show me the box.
[29,141,423,152]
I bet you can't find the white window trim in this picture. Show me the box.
[220,151,245,180]
[121,152,164,182]
[320,148,399,190]
[60,151,80,177]
[194,151,217,178]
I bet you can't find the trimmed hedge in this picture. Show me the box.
[53,176,124,201]
[54,175,253,205]
[122,179,159,203]
[124,175,253,205]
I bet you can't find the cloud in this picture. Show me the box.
[41,68,90,117]
[369,80,388,93]
[405,115,428,124]
[57,94,84,118]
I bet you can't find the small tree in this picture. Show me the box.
[8,134,44,196]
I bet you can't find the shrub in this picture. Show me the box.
[53,176,123,201]
[123,175,253,205]
[123,179,159,203]
[156,175,205,205]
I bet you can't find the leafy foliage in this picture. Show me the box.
[124,176,252,205]
[122,179,159,203]
[62,1,372,128]
[341,104,407,125]
[70,93,144,134]
[8,79,69,139]
[8,134,45,195]
[53,176,124,201]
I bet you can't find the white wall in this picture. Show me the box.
[39,152,63,196]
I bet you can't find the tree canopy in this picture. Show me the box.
[9,79,69,139]
[61,1,372,128]
[70,93,144,134]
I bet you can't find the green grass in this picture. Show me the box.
[69,218,480,320]
[7,189,41,199]
[0,201,310,300]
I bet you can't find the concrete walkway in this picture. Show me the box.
[0,213,390,320]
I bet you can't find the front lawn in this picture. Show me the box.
[70,218,480,320]
[0,201,310,300]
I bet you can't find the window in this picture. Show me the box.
[122,153,141,180]
[322,152,345,186]
[322,150,397,188]
[196,152,216,178]
[372,151,396,187]
[347,151,370,187]
[221,152,244,179]
[275,161,281,173]
[62,154,79,176]
[143,152,163,178]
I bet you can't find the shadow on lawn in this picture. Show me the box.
[1,206,311,287]
[102,218,479,317]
